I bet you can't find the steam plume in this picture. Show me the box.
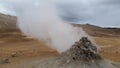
[16,0,88,53]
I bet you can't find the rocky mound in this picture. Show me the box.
[61,37,102,62]
[36,37,118,68]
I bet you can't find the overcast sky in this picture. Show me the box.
[0,0,120,27]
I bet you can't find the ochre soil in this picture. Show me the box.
[0,32,120,67]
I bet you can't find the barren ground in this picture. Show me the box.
[0,31,120,68]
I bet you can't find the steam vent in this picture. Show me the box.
[38,37,118,68]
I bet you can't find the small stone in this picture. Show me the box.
[11,52,18,58]
[1,58,10,64]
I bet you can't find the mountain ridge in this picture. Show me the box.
[0,13,120,37]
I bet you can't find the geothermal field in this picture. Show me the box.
[0,13,120,68]
[0,0,120,68]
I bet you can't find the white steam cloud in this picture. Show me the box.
[15,0,88,53]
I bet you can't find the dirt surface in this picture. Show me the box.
[0,32,58,67]
[95,37,120,62]
[0,31,120,68]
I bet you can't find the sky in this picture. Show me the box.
[0,0,120,27]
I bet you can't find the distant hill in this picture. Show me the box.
[0,13,120,37]
[0,13,18,32]
[73,24,120,37]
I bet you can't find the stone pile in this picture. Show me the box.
[71,37,102,61]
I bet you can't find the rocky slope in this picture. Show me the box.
[0,13,18,32]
